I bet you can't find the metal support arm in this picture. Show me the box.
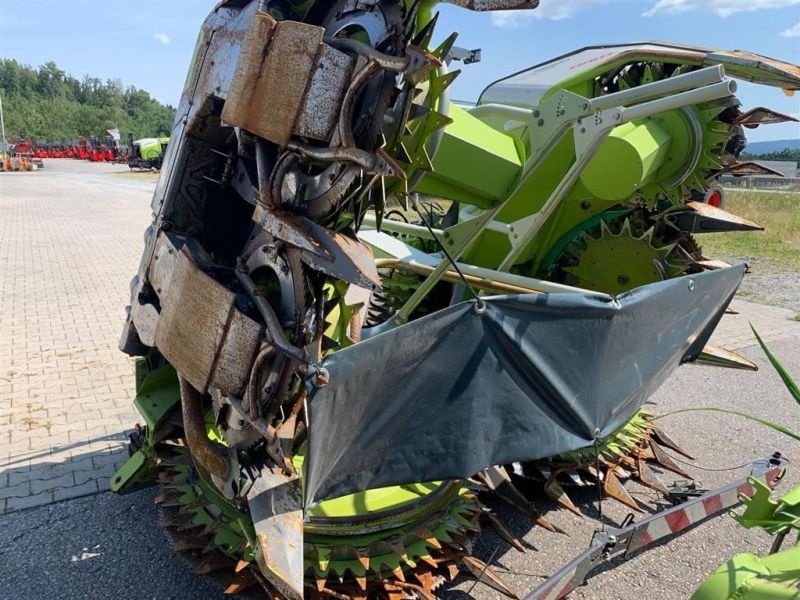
[524,453,788,600]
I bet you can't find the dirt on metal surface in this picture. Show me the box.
[443,0,540,9]
[222,10,351,146]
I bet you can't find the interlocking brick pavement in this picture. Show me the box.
[0,160,154,514]
[708,297,800,351]
[0,160,798,515]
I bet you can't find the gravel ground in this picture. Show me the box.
[736,264,800,314]
[0,487,227,600]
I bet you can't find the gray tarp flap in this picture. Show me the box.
[304,265,745,507]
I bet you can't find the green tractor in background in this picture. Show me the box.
[127,132,169,170]
[109,1,800,598]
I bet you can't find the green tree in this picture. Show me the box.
[0,58,176,142]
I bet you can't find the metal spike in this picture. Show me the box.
[482,511,525,552]
[432,31,458,60]
[603,469,642,512]
[414,570,436,593]
[696,345,759,371]
[430,70,460,95]
[410,12,439,48]
[418,554,438,569]
[695,258,732,271]
[392,565,406,582]
[193,555,233,575]
[650,440,692,478]
[395,580,436,600]
[651,427,694,460]
[200,517,224,536]
[223,571,257,595]
[480,466,548,526]
[356,551,370,571]
[637,458,670,494]
[735,106,798,128]
[388,538,409,563]
[317,547,331,572]
[234,559,250,573]
[544,477,582,517]
[670,201,763,233]
[462,556,520,600]
[424,536,442,550]
[172,535,207,552]
[159,512,195,529]
[154,491,178,506]
[620,217,633,238]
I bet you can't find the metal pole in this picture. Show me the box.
[590,65,726,111]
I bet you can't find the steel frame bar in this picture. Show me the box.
[524,454,788,600]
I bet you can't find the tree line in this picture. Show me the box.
[740,148,800,163]
[0,59,176,143]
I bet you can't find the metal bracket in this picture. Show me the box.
[523,453,788,600]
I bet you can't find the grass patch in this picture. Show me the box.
[701,190,800,272]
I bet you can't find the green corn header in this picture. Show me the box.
[105,1,800,598]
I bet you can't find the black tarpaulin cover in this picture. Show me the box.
[304,265,745,507]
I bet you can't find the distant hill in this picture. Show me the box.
[0,58,175,142]
[745,139,800,155]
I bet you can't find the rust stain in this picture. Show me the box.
[443,0,539,9]
[735,106,799,128]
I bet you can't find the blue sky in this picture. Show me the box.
[1,0,798,142]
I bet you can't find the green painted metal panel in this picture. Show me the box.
[581,119,671,201]
[110,450,147,492]
[691,546,800,600]
[414,104,523,209]
[133,364,180,431]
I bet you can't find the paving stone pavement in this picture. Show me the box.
[1,160,798,516]
[0,160,155,515]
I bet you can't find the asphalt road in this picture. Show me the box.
[1,337,798,600]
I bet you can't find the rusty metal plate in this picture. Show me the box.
[443,0,539,9]
[221,10,352,144]
[155,248,261,395]
[213,310,263,396]
[220,11,278,137]
[252,205,331,259]
[735,107,799,128]
[295,44,354,142]
[246,469,303,600]
[706,50,800,90]
[669,201,763,233]
[299,219,381,292]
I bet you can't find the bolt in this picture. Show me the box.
[580,201,591,210]
[533,110,540,118]
[617,275,630,285]
[538,119,545,126]
[688,279,695,292]
[315,368,330,388]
